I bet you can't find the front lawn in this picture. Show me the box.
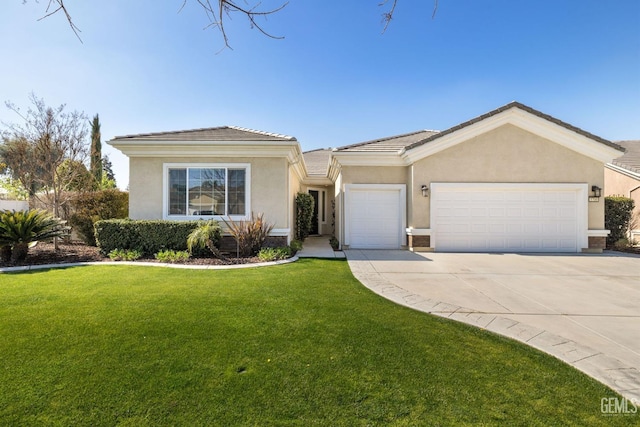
[0,260,630,425]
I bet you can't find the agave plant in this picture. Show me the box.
[0,209,68,263]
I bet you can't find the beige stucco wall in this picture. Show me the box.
[339,166,408,185]
[605,166,640,230]
[410,124,606,230]
[128,156,291,230]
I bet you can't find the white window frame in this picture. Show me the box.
[163,163,251,220]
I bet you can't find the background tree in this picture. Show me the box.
[89,114,102,188]
[0,94,90,247]
[100,154,117,189]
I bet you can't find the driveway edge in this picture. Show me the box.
[346,256,640,403]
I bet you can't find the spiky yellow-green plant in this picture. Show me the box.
[0,209,68,263]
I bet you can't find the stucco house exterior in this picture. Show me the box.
[109,102,624,253]
[604,140,640,243]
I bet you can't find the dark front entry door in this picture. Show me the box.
[309,190,319,235]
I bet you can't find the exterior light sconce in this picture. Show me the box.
[421,185,429,197]
[589,185,602,202]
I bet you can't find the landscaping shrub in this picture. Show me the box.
[329,236,339,250]
[187,221,223,258]
[295,192,314,241]
[224,213,274,257]
[604,196,635,247]
[0,209,68,263]
[95,219,210,256]
[257,246,292,261]
[69,189,128,246]
[289,239,303,253]
[155,249,190,263]
[108,248,142,261]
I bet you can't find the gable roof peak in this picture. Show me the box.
[405,101,622,152]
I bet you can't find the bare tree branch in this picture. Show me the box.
[36,0,83,43]
[380,0,439,33]
[188,0,288,50]
[26,1,439,47]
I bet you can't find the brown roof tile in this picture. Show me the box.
[611,140,640,175]
[335,130,439,152]
[303,149,333,176]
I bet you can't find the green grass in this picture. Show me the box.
[0,260,633,426]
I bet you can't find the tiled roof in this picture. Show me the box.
[335,130,439,152]
[611,140,640,175]
[406,102,622,151]
[111,125,296,142]
[303,149,333,176]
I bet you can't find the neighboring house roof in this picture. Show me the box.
[303,149,333,176]
[335,130,439,152]
[610,140,640,176]
[111,125,296,142]
[405,102,622,151]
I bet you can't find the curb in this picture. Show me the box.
[0,256,299,274]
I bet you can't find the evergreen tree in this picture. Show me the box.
[102,155,116,183]
[90,114,102,187]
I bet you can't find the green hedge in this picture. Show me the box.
[604,196,635,247]
[94,219,211,256]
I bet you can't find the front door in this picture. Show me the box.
[309,190,319,235]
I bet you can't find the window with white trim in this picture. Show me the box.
[164,164,250,218]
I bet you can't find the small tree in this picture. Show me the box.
[295,192,314,241]
[605,196,635,247]
[1,94,90,249]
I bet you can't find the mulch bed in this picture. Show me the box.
[1,242,262,268]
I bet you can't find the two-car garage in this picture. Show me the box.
[430,183,587,253]
[343,183,587,253]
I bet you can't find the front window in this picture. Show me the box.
[165,164,249,218]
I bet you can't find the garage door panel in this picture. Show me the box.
[346,186,404,249]
[433,184,583,253]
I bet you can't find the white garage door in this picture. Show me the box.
[432,183,587,253]
[345,185,405,249]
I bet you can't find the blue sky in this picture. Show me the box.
[1,1,639,189]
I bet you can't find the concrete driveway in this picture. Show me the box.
[345,250,640,402]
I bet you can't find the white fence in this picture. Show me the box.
[0,200,29,211]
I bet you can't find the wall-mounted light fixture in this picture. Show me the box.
[589,185,602,202]
[421,185,429,197]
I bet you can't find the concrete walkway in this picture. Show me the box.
[297,236,345,259]
[345,249,640,402]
